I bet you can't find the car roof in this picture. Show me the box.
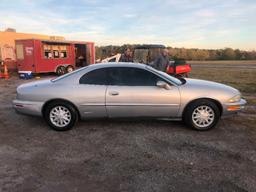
[87,62,147,70]
[52,62,148,83]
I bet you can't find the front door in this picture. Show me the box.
[105,67,180,118]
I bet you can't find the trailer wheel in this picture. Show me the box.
[66,65,74,73]
[56,66,66,76]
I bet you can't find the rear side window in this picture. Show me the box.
[79,68,108,85]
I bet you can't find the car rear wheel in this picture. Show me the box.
[183,99,220,131]
[44,101,78,131]
[56,66,66,76]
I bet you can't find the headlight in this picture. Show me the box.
[228,95,241,103]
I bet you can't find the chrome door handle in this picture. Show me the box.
[109,91,119,96]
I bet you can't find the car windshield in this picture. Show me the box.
[146,66,184,85]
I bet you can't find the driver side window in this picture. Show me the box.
[108,67,163,86]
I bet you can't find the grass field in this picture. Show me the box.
[185,60,256,95]
[190,67,256,94]
[188,60,256,65]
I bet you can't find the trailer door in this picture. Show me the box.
[16,40,35,72]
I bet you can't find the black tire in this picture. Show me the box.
[66,65,74,73]
[183,99,220,131]
[44,101,78,131]
[56,66,66,76]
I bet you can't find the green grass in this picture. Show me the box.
[246,98,256,105]
[188,60,256,65]
[190,67,256,94]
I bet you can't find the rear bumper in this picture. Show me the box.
[222,99,247,116]
[13,100,44,116]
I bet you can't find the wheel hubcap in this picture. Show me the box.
[192,105,215,128]
[49,106,71,127]
[67,67,73,73]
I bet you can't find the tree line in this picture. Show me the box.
[95,45,256,61]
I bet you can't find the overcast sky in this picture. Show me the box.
[0,0,255,50]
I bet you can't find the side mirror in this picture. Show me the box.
[156,81,171,90]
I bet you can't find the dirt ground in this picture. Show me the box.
[0,66,256,192]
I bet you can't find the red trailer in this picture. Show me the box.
[15,39,95,75]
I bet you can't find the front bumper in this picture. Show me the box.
[222,98,247,116]
[13,100,44,116]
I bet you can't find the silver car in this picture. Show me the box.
[13,63,246,131]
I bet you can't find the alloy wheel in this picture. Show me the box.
[49,106,72,127]
[192,105,215,128]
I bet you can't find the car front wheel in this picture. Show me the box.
[44,101,78,131]
[183,99,220,131]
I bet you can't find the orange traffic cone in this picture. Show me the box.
[3,64,9,79]
[0,62,3,78]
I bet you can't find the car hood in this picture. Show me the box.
[181,78,240,98]
[185,78,237,90]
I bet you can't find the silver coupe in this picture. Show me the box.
[13,63,246,131]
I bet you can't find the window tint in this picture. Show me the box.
[79,68,108,85]
[109,67,160,86]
